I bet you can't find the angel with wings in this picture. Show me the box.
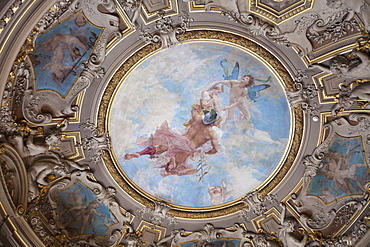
[213,61,270,128]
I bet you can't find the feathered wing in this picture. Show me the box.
[247,84,271,102]
[221,60,239,80]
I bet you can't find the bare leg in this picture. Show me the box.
[238,103,251,120]
[223,107,236,129]
[124,145,170,160]
[124,145,156,160]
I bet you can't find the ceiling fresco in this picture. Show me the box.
[110,41,291,208]
[0,0,369,246]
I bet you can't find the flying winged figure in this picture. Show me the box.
[220,59,271,101]
[216,59,271,127]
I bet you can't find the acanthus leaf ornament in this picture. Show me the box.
[78,118,111,164]
[221,11,291,50]
[239,191,277,221]
[138,11,193,49]
[286,80,322,121]
[137,201,177,227]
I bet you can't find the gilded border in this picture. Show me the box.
[98,30,303,219]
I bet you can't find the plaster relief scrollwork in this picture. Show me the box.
[78,118,111,164]
[244,231,279,247]
[279,4,364,57]
[329,80,370,116]
[0,0,25,34]
[170,223,247,247]
[310,49,370,82]
[138,11,193,49]
[306,11,361,45]
[278,203,321,247]
[239,191,277,221]
[117,0,142,27]
[122,232,145,247]
[291,113,370,232]
[33,1,74,36]
[323,213,370,247]
[21,0,121,125]
[0,144,28,212]
[222,12,290,49]
[325,0,370,32]
[224,8,356,57]
[7,120,68,159]
[138,200,177,226]
[286,81,322,121]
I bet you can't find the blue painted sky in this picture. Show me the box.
[57,181,118,236]
[307,135,368,203]
[31,12,101,97]
[110,42,291,207]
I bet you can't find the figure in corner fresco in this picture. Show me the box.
[308,135,369,203]
[57,182,118,237]
[31,12,102,97]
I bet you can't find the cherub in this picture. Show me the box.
[208,179,227,205]
[37,31,88,61]
[278,203,308,247]
[8,120,68,158]
[27,155,89,201]
[278,203,320,247]
[213,75,254,128]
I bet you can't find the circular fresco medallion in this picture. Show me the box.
[109,41,291,208]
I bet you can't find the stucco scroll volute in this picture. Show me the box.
[170,223,247,247]
[290,113,370,234]
[286,77,322,121]
[239,191,277,221]
[21,0,121,125]
[138,11,193,49]
[78,118,111,164]
[138,200,177,226]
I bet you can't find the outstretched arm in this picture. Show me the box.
[221,179,226,190]
[213,80,235,87]
[41,62,52,70]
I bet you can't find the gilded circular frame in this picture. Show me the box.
[98,30,303,219]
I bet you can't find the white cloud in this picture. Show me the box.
[225,164,262,199]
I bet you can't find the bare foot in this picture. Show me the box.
[124,153,140,160]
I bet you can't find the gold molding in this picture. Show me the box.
[98,30,303,219]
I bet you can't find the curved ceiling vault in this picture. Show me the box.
[0,0,369,246]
